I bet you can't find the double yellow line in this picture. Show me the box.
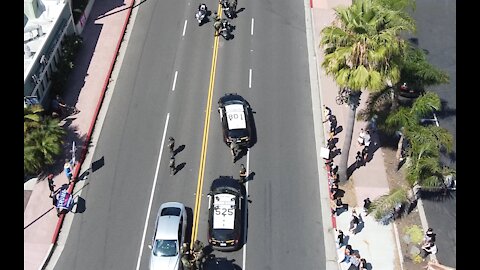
[190,5,223,246]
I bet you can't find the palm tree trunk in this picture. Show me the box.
[339,95,358,182]
[396,134,404,160]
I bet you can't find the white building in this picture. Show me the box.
[24,0,77,108]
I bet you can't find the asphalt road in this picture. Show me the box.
[53,0,326,269]
[411,0,456,268]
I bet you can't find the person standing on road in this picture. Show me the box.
[230,141,239,162]
[168,137,175,155]
[169,156,176,175]
[239,164,247,183]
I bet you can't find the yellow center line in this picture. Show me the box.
[191,4,223,247]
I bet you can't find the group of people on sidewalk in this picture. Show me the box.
[322,105,374,269]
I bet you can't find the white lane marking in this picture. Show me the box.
[172,71,178,91]
[183,20,188,36]
[135,113,170,270]
[249,69,252,88]
[251,18,254,36]
[243,150,250,269]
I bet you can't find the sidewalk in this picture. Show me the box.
[23,1,133,269]
[311,0,401,269]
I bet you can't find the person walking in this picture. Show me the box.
[47,174,55,197]
[169,156,176,175]
[168,137,175,154]
[355,151,363,168]
[64,159,74,181]
[239,164,247,183]
[357,128,366,146]
[349,209,360,234]
[336,229,345,248]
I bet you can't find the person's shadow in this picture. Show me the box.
[233,147,247,163]
[244,171,255,183]
[173,145,185,156]
[173,162,186,175]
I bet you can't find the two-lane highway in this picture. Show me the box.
[54,0,327,269]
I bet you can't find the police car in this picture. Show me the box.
[217,93,252,147]
[207,177,243,251]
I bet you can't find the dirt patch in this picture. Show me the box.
[338,179,358,208]
[381,144,429,270]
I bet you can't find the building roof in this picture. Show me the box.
[24,0,65,79]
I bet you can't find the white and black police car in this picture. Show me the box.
[207,176,243,251]
[217,93,252,147]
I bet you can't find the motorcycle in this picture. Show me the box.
[220,1,234,19]
[196,4,208,25]
[219,20,232,39]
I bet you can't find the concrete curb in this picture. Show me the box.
[38,0,137,269]
[304,0,339,269]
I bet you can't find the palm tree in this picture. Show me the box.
[368,187,409,223]
[386,92,453,189]
[24,117,65,175]
[24,104,44,134]
[320,0,415,181]
[386,91,442,162]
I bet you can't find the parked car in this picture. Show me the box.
[207,176,243,251]
[218,93,253,147]
[395,81,424,99]
[149,202,187,270]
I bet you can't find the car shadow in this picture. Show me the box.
[186,207,194,245]
[247,106,258,148]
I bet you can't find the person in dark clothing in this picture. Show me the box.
[169,157,176,175]
[239,164,247,183]
[47,174,55,197]
[355,151,363,168]
[363,197,371,216]
[336,229,345,248]
[168,137,175,154]
[361,145,369,161]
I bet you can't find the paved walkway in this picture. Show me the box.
[311,0,401,269]
[24,0,133,269]
[24,0,406,269]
